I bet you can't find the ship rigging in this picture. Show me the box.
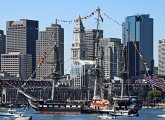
[3,6,165,116]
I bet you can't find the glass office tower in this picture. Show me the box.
[122,14,153,77]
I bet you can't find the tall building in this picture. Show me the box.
[71,16,86,64]
[158,39,165,76]
[122,14,153,77]
[0,30,6,71]
[36,22,64,79]
[6,19,38,75]
[70,16,87,88]
[85,29,103,60]
[1,52,32,80]
[99,38,122,80]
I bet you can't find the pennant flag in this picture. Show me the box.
[100,14,103,22]
[133,43,137,48]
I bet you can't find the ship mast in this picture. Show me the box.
[120,45,128,99]
[93,7,103,100]
[50,44,61,101]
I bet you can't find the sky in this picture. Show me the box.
[0,0,165,74]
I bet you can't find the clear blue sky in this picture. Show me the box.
[0,0,165,74]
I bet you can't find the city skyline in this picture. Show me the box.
[0,0,165,74]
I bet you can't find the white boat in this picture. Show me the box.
[0,109,18,116]
[111,110,129,116]
[111,96,141,117]
[13,116,32,120]
[157,114,165,118]
[10,113,32,120]
[0,109,32,120]
[98,114,114,119]
[142,106,148,109]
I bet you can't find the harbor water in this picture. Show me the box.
[0,108,165,120]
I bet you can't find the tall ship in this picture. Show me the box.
[18,44,83,114]
[81,7,113,114]
[16,7,142,115]
[17,7,112,114]
[28,65,82,114]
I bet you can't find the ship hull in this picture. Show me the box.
[81,108,112,114]
[30,100,82,114]
[38,110,81,114]
[36,105,81,114]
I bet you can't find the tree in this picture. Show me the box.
[147,89,161,107]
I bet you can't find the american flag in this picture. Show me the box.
[146,74,165,91]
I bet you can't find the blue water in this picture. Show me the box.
[0,108,165,120]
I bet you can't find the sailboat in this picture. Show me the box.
[110,46,143,117]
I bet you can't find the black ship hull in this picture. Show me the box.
[29,100,82,114]
[29,100,113,114]
[81,107,112,114]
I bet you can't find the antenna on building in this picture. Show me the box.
[55,19,58,24]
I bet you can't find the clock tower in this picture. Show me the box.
[71,16,86,64]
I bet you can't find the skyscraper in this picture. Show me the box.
[122,14,153,77]
[0,30,5,71]
[99,38,122,80]
[6,19,38,76]
[158,39,165,76]
[85,29,103,60]
[36,22,64,79]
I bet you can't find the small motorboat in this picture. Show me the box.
[10,112,32,120]
[0,108,32,120]
[98,114,114,119]
[0,109,18,116]
[14,116,32,120]
[157,114,165,118]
